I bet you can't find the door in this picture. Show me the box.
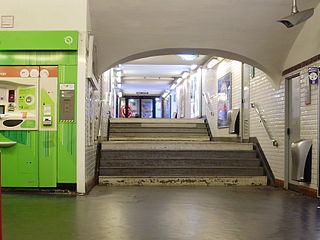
[285,76,301,188]
[141,99,154,118]
[127,98,141,118]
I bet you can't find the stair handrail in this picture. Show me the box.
[251,102,278,147]
[202,92,214,116]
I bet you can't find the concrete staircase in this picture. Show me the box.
[99,118,268,186]
[108,118,211,141]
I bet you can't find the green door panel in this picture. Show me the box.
[57,65,77,183]
[39,131,57,187]
[57,123,76,183]
[0,131,39,187]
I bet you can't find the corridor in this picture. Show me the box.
[2,0,320,239]
[3,186,320,240]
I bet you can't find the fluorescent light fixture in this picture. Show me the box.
[114,65,122,72]
[182,72,190,79]
[170,84,177,90]
[116,71,122,77]
[162,91,170,99]
[123,77,174,81]
[163,94,169,99]
[177,54,199,61]
[207,58,219,69]
[190,64,198,71]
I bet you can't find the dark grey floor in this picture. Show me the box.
[3,186,320,240]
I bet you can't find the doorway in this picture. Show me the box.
[285,75,301,189]
[122,97,157,118]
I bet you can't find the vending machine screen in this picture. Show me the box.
[8,90,15,102]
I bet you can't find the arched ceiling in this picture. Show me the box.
[90,0,320,85]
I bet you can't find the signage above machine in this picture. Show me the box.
[0,31,78,50]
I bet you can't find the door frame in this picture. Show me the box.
[284,73,300,190]
[124,96,157,118]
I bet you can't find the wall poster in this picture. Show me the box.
[178,85,185,118]
[189,74,196,118]
[217,72,232,128]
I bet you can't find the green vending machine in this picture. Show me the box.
[0,31,78,188]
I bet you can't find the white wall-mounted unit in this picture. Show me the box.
[87,35,99,90]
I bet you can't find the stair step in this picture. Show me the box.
[110,118,205,124]
[100,159,261,167]
[109,137,210,141]
[99,176,268,186]
[109,133,209,137]
[102,141,253,151]
[101,150,257,159]
[110,128,208,133]
[110,123,206,128]
[212,137,241,142]
[100,167,264,176]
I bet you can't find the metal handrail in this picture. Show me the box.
[251,102,278,147]
[202,92,214,116]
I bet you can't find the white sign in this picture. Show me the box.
[308,67,319,85]
[60,84,75,90]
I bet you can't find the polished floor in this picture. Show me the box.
[3,186,320,240]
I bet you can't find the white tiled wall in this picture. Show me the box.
[250,67,319,190]
[85,79,101,184]
[201,59,242,137]
[100,70,112,138]
[250,69,286,180]
[84,69,116,186]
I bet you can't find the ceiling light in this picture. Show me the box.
[116,71,122,77]
[207,58,219,69]
[118,92,123,98]
[177,78,183,84]
[190,64,198,71]
[170,84,177,90]
[182,72,190,79]
[177,54,199,61]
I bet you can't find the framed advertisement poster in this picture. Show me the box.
[217,72,232,128]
